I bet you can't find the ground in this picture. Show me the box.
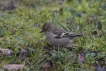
[0,0,106,71]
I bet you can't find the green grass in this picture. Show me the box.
[0,0,106,71]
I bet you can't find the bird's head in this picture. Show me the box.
[40,23,54,33]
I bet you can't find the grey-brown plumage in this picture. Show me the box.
[41,23,82,47]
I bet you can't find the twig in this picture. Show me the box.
[37,55,47,64]
[96,61,101,68]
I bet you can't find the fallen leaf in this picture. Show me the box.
[40,60,53,71]
[0,48,13,56]
[2,64,24,70]
[95,61,106,71]
[78,52,86,64]
[96,66,106,71]
[4,1,16,10]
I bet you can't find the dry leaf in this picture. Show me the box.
[95,61,106,71]
[0,48,13,56]
[78,52,86,64]
[96,66,106,71]
[4,1,16,10]
[2,64,24,70]
[40,60,53,71]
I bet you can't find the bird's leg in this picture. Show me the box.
[72,41,75,48]
[58,44,60,51]
[53,46,55,50]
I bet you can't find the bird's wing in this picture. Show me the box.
[54,32,83,39]
[65,33,83,39]
[53,31,68,39]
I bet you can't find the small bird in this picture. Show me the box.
[40,23,82,47]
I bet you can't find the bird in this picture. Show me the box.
[40,23,83,47]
